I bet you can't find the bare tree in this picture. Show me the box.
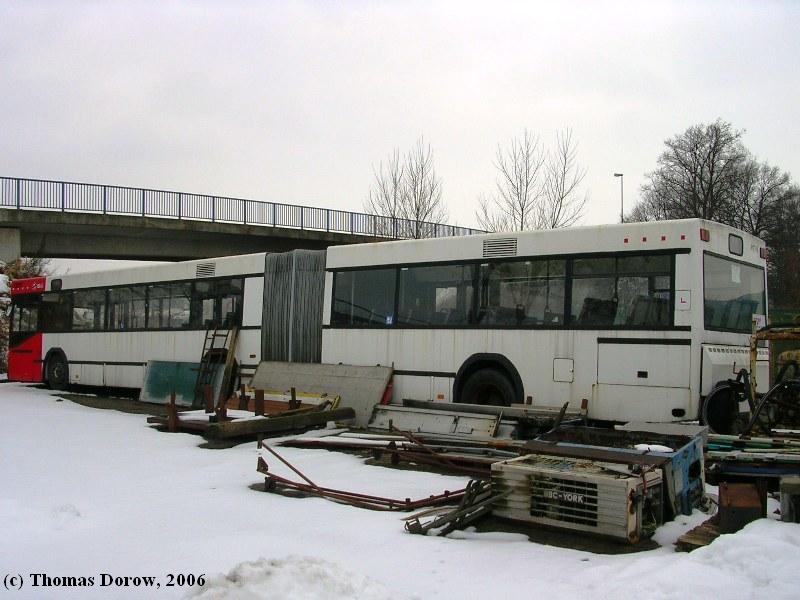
[630,120,793,238]
[365,137,448,239]
[365,149,404,236]
[402,138,447,238]
[766,188,800,309]
[729,160,791,238]
[539,129,588,229]
[635,120,748,223]
[475,193,511,233]
[477,129,544,232]
[477,128,587,231]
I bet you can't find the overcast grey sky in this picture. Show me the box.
[2,0,799,239]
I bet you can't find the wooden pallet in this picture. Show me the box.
[675,515,721,552]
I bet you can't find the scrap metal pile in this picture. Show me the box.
[256,443,470,511]
[256,409,709,545]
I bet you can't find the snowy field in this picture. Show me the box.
[2,382,799,600]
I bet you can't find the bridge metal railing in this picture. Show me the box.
[0,176,483,239]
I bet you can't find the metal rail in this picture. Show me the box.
[0,176,483,239]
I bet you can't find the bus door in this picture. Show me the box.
[8,296,43,382]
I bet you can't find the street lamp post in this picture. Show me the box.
[614,173,624,223]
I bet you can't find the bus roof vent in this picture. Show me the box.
[483,237,518,258]
[195,262,216,278]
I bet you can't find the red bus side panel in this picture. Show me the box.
[8,333,44,383]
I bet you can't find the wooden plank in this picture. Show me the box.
[675,517,720,552]
[217,327,239,408]
[206,407,355,439]
[254,389,265,416]
[167,392,178,433]
[146,415,211,432]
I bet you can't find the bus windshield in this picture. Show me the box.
[703,253,766,333]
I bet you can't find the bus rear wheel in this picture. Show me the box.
[46,354,69,391]
[701,382,746,435]
[460,368,515,407]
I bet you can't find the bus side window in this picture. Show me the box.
[41,292,72,332]
[398,264,473,327]
[169,283,191,329]
[147,285,169,329]
[332,269,396,327]
[478,260,565,326]
[218,278,244,328]
[72,289,107,331]
[191,280,216,328]
[108,287,146,330]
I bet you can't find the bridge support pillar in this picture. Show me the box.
[0,228,21,265]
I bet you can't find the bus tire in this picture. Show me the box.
[46,352,69,391]
[701,382,743,435]
[460,368,515,407]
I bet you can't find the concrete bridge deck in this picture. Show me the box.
[0,177,481,262]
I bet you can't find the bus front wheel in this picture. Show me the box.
[460,368,514,407]
[46,353,69,391]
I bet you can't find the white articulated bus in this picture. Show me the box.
[7,250,324,393]
[321,219,769,422]
[9,218,768,424]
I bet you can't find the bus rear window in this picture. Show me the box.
[703,253,765,332]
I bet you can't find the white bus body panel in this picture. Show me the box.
[46,328,263,388]
[701,344,770,395]
[597,343,690,388]
[242,277,265,327]
[322,328,697,421]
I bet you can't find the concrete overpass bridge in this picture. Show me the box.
[0,177,481,262]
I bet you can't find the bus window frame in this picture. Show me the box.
[327,248,684,331]
[21,274,249,335]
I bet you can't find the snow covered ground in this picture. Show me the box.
[1,382,799,600]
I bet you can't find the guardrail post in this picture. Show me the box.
[15,178,20,209]
[211,197,216,222]
[177,192,182,219]
[141,189,145,216]
[271,203,276,227]
[61,182,65,211]
[350,213,354,234]
[102,186,107,214]
[243,199,247,225]
[300,207,304,230]
[326,209,330,232]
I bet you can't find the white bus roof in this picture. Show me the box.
[325,219,765,269]
[48,251,268,291]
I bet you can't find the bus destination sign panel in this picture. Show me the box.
[10,277,46,296]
